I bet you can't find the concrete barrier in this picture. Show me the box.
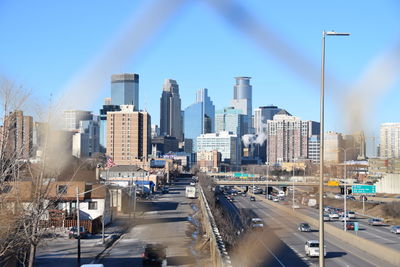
[252,193,400,266]
[198,186,232,267]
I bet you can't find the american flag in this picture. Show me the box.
[106,157,116,168]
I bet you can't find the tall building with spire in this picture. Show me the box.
[160,79,183,141]
[231,76,252,134]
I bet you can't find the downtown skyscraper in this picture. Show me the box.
[111,73,140,109]
[231,76,252,134]
[184,88,215,152]
[160,79,183,141]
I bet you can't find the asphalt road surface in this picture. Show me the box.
[232,194,394,267]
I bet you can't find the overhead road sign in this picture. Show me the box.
[352,185,376,194]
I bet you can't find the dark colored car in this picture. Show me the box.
[142,244,167,265]
[68,226,89,239]
[250,196,256,201]
[346,222,355,230]
[298,223,312,232]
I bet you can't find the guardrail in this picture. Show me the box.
[251,192,400,266]
[198,186,232,267]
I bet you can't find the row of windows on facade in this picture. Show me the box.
[56,185,98,210]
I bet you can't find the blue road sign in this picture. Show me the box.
[352,185,376,194]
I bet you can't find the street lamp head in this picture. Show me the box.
[325,31,350,36]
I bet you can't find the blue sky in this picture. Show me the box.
[1,0,399,150]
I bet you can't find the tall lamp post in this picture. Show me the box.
[319,30,350,267]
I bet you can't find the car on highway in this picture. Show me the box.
[324,206,332,213]
[390,225,400,234]
[346,211,356,219]
[272,197,279,202]
[346,195,356,200]
[142,243,167,265]
[368,218,384,226]
[345,222,356,230]
[68,226,89,239]
[323,214,330,221]
[250,196,256,201]
[305,240,326,257]
[250,218,264,231]
[329,213,339,220]
[334,194,343,199]
[298,223,312,232]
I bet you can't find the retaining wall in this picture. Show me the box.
[198,186,232,267]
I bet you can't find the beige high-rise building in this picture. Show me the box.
[380,123,400,158]
[324,131,344,164]
[0,110,33,159]
[106,105,151,165]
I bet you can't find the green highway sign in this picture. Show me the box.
[233,172,242,178]
[352,185,376,194]
[354,222,359,231]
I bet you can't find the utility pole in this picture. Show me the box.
[76,187,81,264]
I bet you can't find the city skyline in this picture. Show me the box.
[1,1,399,145]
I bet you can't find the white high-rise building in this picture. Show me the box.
[197,131,241,166]
[380,123,400,158]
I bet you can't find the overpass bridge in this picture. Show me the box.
[214,180,361,187]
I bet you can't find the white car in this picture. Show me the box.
[305,240,327,257]
[323,214,330,221]
[329,213,339,220]
[334,194,343,199]
[346,211,356,219]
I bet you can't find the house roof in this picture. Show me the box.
[108,165,145,172]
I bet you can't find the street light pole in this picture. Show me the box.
[76,187,81,264]
[319,30,350,267]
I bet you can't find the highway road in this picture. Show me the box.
[230,193,394,267]
[284,192,400,251]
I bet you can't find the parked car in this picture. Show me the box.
[346,222,355,230]
[298,223,312,232]
[250,196,256,201]
[305,240,326,257]
[68,226,89,239]
[390,226,400,234]
[368,218,384,226]
[142,243,167,265]
[162,187,169,194]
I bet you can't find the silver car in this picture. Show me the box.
[390,226,400,234]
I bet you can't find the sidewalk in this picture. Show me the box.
[35,215,131,267]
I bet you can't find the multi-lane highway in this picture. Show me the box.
[287,197,400,251]
[227,192,395,267]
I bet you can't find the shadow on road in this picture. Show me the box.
[135,217,188,225]
[326,251,347,258]
[136,201,179,212]
[167,255,196,265]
